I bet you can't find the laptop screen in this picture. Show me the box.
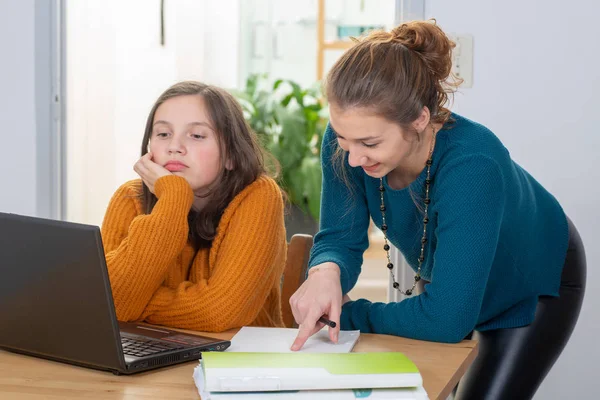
[0,213,125,371]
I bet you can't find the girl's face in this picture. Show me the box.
[329,105,420,179]
[148,95,223,194]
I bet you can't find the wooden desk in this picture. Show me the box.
[0,330,477,400]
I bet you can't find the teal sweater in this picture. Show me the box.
[309,114,569,343]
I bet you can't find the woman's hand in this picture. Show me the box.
[133,152,171,194]
[289,262,343,351]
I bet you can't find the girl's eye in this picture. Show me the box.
[156,132,169,138]
[362,143,378,148]
[191,134,206,140]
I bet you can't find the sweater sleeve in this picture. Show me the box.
[341,155,506,343]
[140,178,287,332]
[308,124,371,293]
[101,175,194,321]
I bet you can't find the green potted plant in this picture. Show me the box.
[232,74,328,238]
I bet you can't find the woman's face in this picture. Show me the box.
[329,105,419,179]
[148,95,223,194]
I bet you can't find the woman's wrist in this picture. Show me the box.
[308,263,341,277]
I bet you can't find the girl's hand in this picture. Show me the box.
[133,152,172,194]
[289,262,343,351]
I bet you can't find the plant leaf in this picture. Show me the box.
[229,74,328,223]
[300,156,323,220]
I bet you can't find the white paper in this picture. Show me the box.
[193,363,429,400]
[226,327,360,353]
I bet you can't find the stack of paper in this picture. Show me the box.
[193,362,428,399]
[192,328,428,399]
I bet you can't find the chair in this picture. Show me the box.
[281,234,314,328]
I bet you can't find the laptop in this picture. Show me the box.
[0,212,231,375]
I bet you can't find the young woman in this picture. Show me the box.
[101,81,287,332]
[289,20,586,399]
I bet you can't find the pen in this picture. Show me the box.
[318,316,337,328]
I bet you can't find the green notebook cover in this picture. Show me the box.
[202,352,422,392]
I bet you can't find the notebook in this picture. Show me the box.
[227,327,360,353]
[200,352,423,392]
[193,362,429,399]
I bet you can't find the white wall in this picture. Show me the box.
[426,1,600,398]
[0,0,37,216]
[0,0,60,219]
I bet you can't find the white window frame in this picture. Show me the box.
[35,0,66,219]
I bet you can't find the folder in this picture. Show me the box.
[194,361,429,399]
[201,352,423,393]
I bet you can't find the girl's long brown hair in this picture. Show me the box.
[139,81,279,249]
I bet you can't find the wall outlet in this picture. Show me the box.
[449,34,473,88]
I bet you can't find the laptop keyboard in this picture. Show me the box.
[121,336,185,358]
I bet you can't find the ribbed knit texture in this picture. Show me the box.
[101,174,287,332]
[311,113,569,343]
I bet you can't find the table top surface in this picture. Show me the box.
[0,329,478,400]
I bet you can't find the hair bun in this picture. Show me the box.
[391,19,455,82]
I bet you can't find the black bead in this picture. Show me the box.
[393,282,399,289]
[415,275,421,282]
[381,224,388,231]
[418,255,424,262]
[426,159,432,166]
[424,198,431,205]
[383,244,390,251]
[423,217,429,224]
[425,179,432,185]
[421,237,427,244]
[380,205,386,212]
[405,289,413,296]
[379,186,385,192]
[387,263,394,270]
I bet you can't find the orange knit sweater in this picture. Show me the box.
[100,175,287,332]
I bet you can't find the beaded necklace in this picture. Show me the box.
[379,126,436,295]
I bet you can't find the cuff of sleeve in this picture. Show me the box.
[340,301,355,330]
[341,298,373,333]
[154,175,195,205]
